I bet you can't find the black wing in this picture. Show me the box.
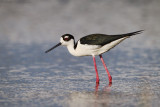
[80,30,143,46]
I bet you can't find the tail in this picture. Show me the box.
[120,30,144,37]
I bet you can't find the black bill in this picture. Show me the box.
[45,42,61,53]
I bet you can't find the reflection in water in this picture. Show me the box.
[95,82,112,92]
[0,0,160,106]
[67,83,112,107]
[0,44,160,107]
[67,81,156,107]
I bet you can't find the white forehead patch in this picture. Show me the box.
[64,36,69,38]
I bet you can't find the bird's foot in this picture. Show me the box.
[96,80,100,84]
[108,76,112,83]
[108,81,112,87]
[95,79,100,92]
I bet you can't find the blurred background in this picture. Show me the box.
[0,0,160,46]
[0,0,160,107]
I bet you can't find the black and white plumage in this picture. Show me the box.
[45,30,143,84]
[80,30,142,46]
[46,30,143,56]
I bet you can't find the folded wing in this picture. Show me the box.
[80,30,143,46]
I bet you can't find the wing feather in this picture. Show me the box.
[80,30,143,46]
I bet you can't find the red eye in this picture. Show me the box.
[64,38,69,41]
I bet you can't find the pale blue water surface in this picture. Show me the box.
[0,42,160,107]
[0,0,160,107]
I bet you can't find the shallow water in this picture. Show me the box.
[0,0,160,107]
[0,43,160,107]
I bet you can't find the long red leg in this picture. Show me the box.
[92,56,99,84]
[99,55,112,83]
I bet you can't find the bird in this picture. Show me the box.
[45,30,143,84]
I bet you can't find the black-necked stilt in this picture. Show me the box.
[45,30,143,84]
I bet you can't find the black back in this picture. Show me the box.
[80,30,143,46]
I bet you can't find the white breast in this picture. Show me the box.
[73,41,101,56]
[67,37,128,56]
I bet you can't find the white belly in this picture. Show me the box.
[67,37,128,56]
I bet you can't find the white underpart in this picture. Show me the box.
[61,37,128,56]
[95,37,128,55]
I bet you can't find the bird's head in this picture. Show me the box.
[60,34,74,46]
[45,34,74,53]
